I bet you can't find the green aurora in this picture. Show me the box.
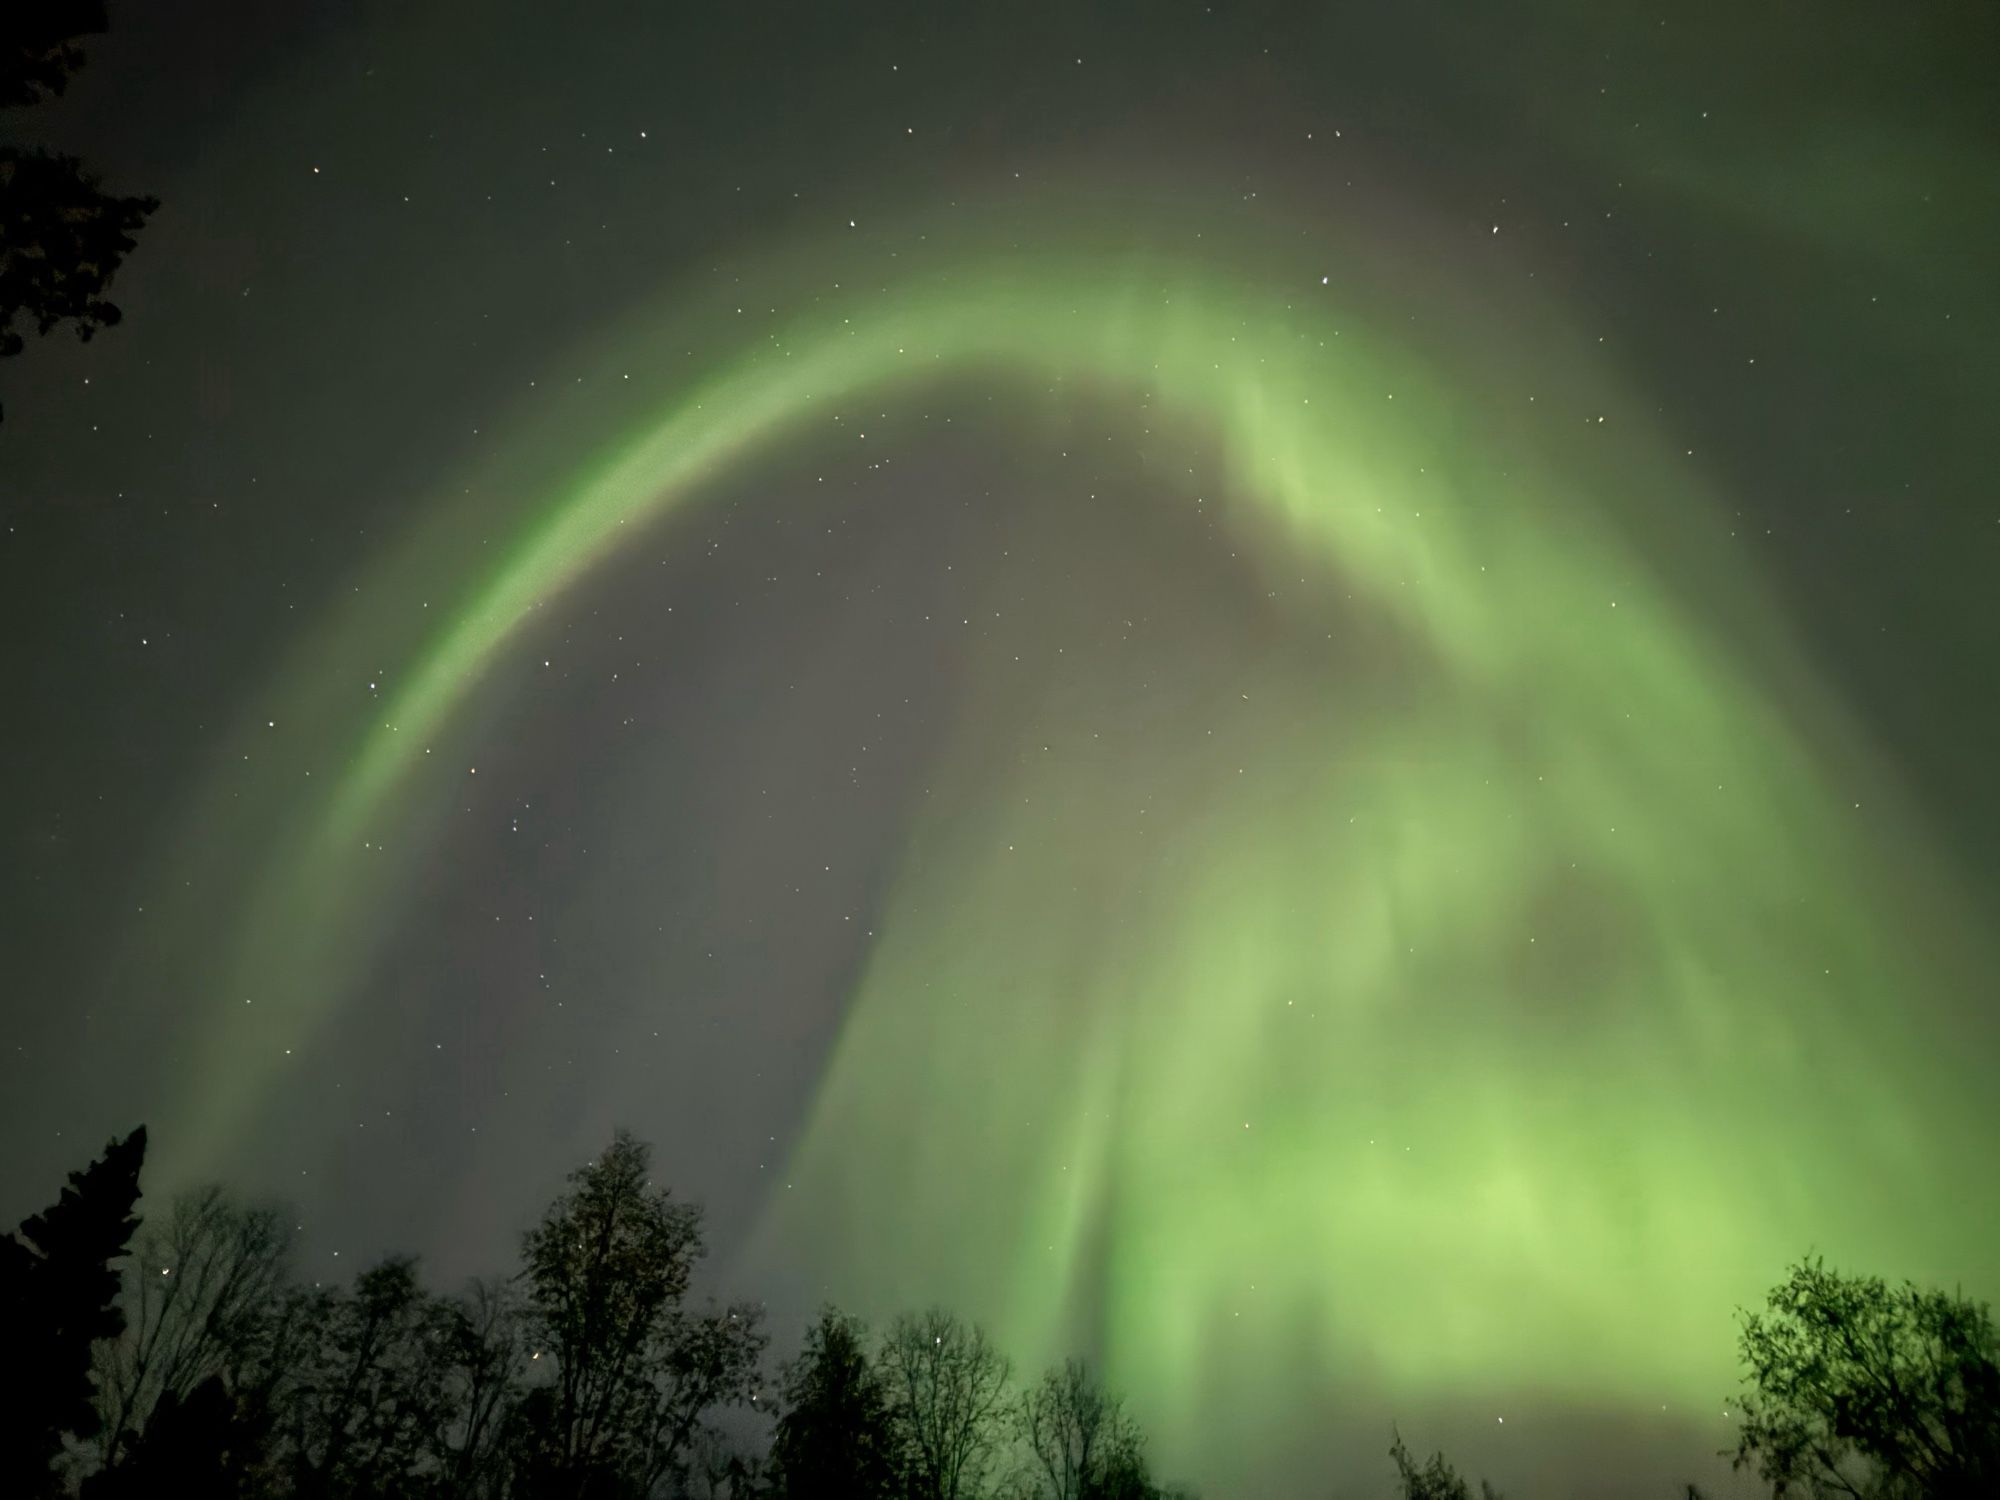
[161,199,1997,1485]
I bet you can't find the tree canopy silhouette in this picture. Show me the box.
[1386,1429,1503,1500]
[80,1373,272,1500]
[770,1308,899,1499]
[1,0,158,421]
[515,1129,765,1498]
[8,1125,1993,1499]
[92,1184,292,1471]
[878,1308,1011,1500]
[1729,1257,2000,1499]
[0,1126,147,1498]
[1018,1358,1157,1500]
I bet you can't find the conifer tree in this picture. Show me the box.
[0,1127,148,1497]
[772,1308,900,1498]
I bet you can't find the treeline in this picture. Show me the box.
[3,1128,1996,1499]
[0,1128,1185,1499]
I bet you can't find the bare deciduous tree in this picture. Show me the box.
[93,1186,292,1470]
[632,1299,767,1495]
[1019,1359,1147,1500]
[879,1308,1010,1500]
[429,1277,526,1498]
[274,1256,455,1499]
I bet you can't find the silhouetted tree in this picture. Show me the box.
[80,1373,274,1500]
[1728,1257,2000,1499]
[1,1,158,421]
[1018,1358,1154,1500]
[273,1256,456,1499]
[771,1308,900,1499]
[686,1424,766,1500]
[514,1129,763,1498]
[428,1277,528,1498]
[0,1129,1210,1499]
[1386,1429,1503,1500]
[878,1309,1011,1500]
[1090,1444,1175,1500]
[2,1,104,106]
[0,1126,147,1498]
[629,1298,767,1496]
[92,1184,293,1471]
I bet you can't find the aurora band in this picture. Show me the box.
[166,202,1996,1481]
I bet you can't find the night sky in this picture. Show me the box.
[4,2,1998,1494]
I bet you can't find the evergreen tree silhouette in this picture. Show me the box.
[771,1307,900,1499]
[0,1126,147,1498]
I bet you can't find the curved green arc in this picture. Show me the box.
[338,267,1374,838]
[331,252,1648,846]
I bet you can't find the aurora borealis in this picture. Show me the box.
[4,2,1997,1494]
